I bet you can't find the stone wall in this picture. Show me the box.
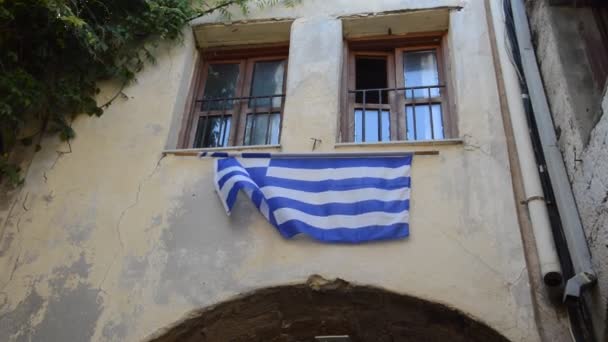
[526,0,608,340]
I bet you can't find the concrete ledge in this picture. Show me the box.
[163,144,282,156]
[335,138,463,148]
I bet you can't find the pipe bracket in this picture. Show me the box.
[563,272,598,303]
[520,195,545,205]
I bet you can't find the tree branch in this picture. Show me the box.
[186,0,241,22]
[99,80,128,109]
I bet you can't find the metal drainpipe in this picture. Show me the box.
[488,0,563,286]
[509,0,597,301]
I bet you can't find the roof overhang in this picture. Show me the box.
[341,7,454,39]
[193,19,293,49]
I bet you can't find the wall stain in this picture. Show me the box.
[50,193,97,246]
[154,178,255,306]
[100,305,143,342]
[101,318,128,342]
[31,282,102,342]
[120,255,149,289]
[145,123,164,136]
[0,232,14,257]
[66,218,96,245]
[0,288,44,341]
[0,252,103,342]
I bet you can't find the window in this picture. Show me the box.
[183,47,288,148]
[343,35,450,143]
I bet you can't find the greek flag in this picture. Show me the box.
[213,154,412,243]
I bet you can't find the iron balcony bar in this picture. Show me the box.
[195,94,285,148]
[411,88,417,140]
[195,94,286,106]
[348,85,445,141]
[347,85,446,93]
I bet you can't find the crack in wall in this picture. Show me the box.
[98,154,166,291]
[0,211,25,293]
[435,227,505,280]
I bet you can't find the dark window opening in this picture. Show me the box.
[355,57,389,104]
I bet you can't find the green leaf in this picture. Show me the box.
[60,15,87,28]
[0,0,295,185]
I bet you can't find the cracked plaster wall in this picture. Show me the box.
[526,1,608,340]
[0,0,554,341]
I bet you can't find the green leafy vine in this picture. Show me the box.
[0,0,297,185]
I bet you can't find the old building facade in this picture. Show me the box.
[0,0,602,341]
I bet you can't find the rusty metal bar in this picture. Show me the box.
[347,85,446,93]
[428,87,434,140]
[265,95,272,145]
[411,89,417,140]
[377,90,382,141]
[249,97,258,145]
[362,90,366,142]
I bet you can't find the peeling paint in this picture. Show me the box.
[155,181,255,306]
[0,253,103,342]
[120,255,149,289]
[0,289,44,341]
[31,282,102,342]
[0,232,14,257]
[100,305,143,342]
[101,319,128,342]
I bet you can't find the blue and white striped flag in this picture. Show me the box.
[214,155,412,243]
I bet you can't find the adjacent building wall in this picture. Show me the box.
[0,0,567,341]
[526,0,608,340]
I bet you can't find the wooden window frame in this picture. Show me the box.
[237,56,288,146]
[179,45,288,149]
[341,33,452,143]
[396,45,447,141]
[346,51,396,142]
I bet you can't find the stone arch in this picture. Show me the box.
[149,276,510,342]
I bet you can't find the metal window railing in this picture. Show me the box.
[194,93,285,147]
[348,85,446,142]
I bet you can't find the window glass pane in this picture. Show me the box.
[403,50,440,99]
[194,116,231,148]
[249,60,285,108]
[432,104,444,139]
[202,63,239,111]
[244,113,280,145]
[354,109,390,143]
[406,104,443,140]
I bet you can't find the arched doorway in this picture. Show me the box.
[150,276,510,342]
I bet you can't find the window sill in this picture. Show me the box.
[335,138,463,148]
[162,144,281,156]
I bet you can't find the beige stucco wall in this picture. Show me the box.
[0,1,548,341]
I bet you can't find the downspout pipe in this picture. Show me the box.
[488,0,563,287]
[509,0,597,301]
